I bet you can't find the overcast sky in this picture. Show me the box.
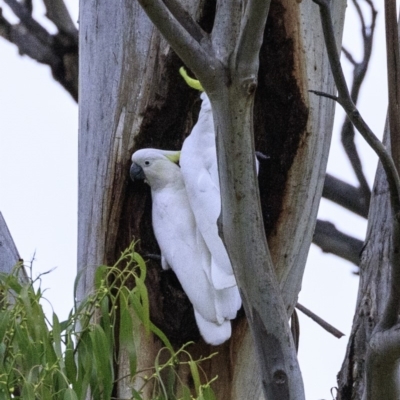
[0,1,389,399]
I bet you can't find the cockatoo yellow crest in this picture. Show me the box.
[179,67,204,91]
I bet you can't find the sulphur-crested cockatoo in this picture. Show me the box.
[130,148,241,345]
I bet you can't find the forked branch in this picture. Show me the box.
[136,0,215,87]
[0,0,78,100]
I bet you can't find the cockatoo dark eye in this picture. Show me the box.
[145,161,150,165]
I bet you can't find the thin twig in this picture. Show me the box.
[310,0,400,220]
[339,0,376,207]
[342,47,357,66]
[296,302,345,339]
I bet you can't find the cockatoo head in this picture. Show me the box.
[130,148,181,189]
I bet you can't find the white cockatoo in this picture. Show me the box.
[130,148,241,345]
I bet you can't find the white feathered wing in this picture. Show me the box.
[180,93,235,290]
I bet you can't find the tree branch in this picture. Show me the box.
[136,0,215,84]
[313,219,363,266]
[4,0,53,46]
[339,0,376,208]
[308,0,400,217]
[235,0,271,80]
[295,302,345,339]
[162,0,207,42]
[0,10,58,65]
[323,174,369,218]
[42,0,78,39]
[211,0,241,63]
[0,1,78,101]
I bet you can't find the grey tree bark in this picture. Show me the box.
[337,124,400,400]
[78,0,346,399]
[0,212,28,282]
[0,212,20,274]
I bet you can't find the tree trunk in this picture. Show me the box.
[78,0,346,398]
[0,212,27,283]
[337,122,398,400]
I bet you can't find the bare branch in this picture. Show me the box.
[339,0,376,208]
[296,302,345,339]
[313,219,363,266]
[0,2,78,101]
[211,0,241,62]
[136,0,215,84]
[20,0,32,15]
[342,46,357,66]
[235,0,271,79]
[4,0,53,46]
[308,0,400,218]
[385,0,400,170]
[0,11,58,65]
[42,0,78,39]
[162,0,206,42]
[0,9,12,39]
[323,174,369,218]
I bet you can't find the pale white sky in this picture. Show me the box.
[0,1,389,399]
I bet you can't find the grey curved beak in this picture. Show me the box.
[130,163,145,181]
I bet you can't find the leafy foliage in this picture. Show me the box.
[0,244,217,399]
